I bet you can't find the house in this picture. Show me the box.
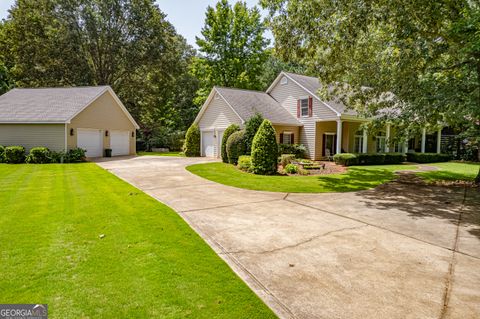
[194,72,443,159]
[0,86,139,157]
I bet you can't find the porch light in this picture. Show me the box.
[105,130,109,137]
[70,128,74,136]
[131,131,134,137]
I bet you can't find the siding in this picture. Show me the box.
[0,124,65,152]
[269,76,338,159]
[198,94,243,130]
[67,91,136,155]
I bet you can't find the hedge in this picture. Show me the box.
[0,145,5,163]
[237,155,252,172]
[357,153,385,165]
[334,152,407,166]
[26,147,50,164]
[384,153,406,164]
[333,153,358,166]
[183,124,200,157]
[251,119,278,175]
[278,143,307,158]
[5,146,26,164]
[406,152,451,163]
[221,124,240,163]
[226,130,247,164]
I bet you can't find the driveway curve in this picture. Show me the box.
[97,156,480,319]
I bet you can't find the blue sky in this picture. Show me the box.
[0,0,272,48]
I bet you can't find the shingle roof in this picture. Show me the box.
[0,86,110,123]
[215,87,301,126]
[283,72,358,116]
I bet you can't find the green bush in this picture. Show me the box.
[251,119,278,175]
[284,163,298,174]
[333,153,358,166]
[26,147,50,164]
[406,152,451,163]
[357,153,385,165]
[280,154,296,167]
[278,143,307,158]
[65,148,86,163]
[4,146,26,164]
[384,152,406,164]
[237,155,252,172]
[221,124,240,163]
[226,130,247,164]
[244,113,264,153]
[0,145,4,163]
[49,151,66,163]
[183,124,200,157]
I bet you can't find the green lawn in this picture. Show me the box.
[0,164,275,319]
[417,162,480,182]
[137,151,184,157]
[186,162,418,193]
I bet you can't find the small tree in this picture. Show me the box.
[184,124,200,157]
[244,113,264,154]
[226,130,247,164]
[251,119,278,175]
[221,124,240,163]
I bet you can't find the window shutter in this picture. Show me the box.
[333,135,337,154]
[291,134,294,144]
[308,97,313,117]
[297,100,300,118]
[322,134,326,156]
[280,133,284,144]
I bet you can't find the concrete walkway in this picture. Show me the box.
[97,156,480,319]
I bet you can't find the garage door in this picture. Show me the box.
[77,129,103,157]
[110,131,130,156]
[216,130,224,159]
[202,131,215,157]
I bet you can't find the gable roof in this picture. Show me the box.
[0,86,139,128]
[195,87,302,126]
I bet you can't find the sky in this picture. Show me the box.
[0,0,273,48]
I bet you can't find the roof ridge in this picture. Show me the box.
[13,85,111,90]
[214,86,267,94]
[283,71,319,80]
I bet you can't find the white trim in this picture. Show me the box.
[324,132,336,135]
[64,123,68,152]
[193,88,245,126]
[0,121,67,124]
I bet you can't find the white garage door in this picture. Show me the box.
[77,129,103,158]
[216,130,224,159]
[110,131,130,156]
[202,131,215,157]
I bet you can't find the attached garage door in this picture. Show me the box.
[202,131,215,157]
[110,131,130,156]
[77,128,103,157]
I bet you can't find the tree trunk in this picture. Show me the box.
[476,167,480,185]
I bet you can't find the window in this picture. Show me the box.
[354,135,363,153]
[282,132,293,145]
[300,98,309,117]
[376,136,386,153]
[280,76,288,85]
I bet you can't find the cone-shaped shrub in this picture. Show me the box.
[183,124,200,157]
[244,113,263,153]
[226,130,247,164]
[221,124,240,163]
[251,119,278,175]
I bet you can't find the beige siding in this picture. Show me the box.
[67,91,136,155]
[273,125,300,144]
[269,76,338,159]
[0,124,65,152]
[198,95,243,130]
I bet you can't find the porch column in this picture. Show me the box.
[385,124,391,152]
[336,119,343,154]
[403,134,409,154]
[421,127,426,153]
[436,128,442,153]
[362,129,368,153]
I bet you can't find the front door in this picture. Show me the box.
[323,134,336,156]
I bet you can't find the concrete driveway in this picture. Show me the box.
[97,156,480,319]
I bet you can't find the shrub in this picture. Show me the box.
[278,143,307,158]
[251,119,278,175]
[280,154,296,167]
[0,145,4,163]
[50,151,66,163]
[384,152,406,164]
[4,146,26,164]
[221,124,240,163]
[357,153,385,165]
[65,148,86,163]
[226,130,247,164]
[237,155,252,172]
[26,147,50,164]
[284,163,298,174]
[244,113,264,153]
[406,152,451,163]
[183,124,200,157]
[333,153,358,166]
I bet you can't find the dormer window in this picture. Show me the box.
[280,76,288,85]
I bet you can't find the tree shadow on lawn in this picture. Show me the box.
[356,177,480,240]
[418,170,476,182]
[313,168,398,192]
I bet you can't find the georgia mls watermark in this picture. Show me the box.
[0,304,47,319]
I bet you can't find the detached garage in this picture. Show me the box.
[0,86,139,157]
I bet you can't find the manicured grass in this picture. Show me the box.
[0,164,275,319]
[417,162,480,182]
[186,162,418,193]
[137,151,184,157]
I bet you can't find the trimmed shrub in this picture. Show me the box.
[406,152,451,163]
[251,119,278,175]
[384,152,406,164]
[226,130,247,164]
[0,145,4,163]
[357,153,385,165]
[284,163,298,174]
[5,146,26,164]
[50,151,66,163]
[280,154,296,167]
[237,155,252,172]
[183,124,200,157]
[333,153,358,166]
[65,148,86,163]
[26,147,50,164]
[278,143,307,158]
[221,124,240,163]
[244,113,264,153]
